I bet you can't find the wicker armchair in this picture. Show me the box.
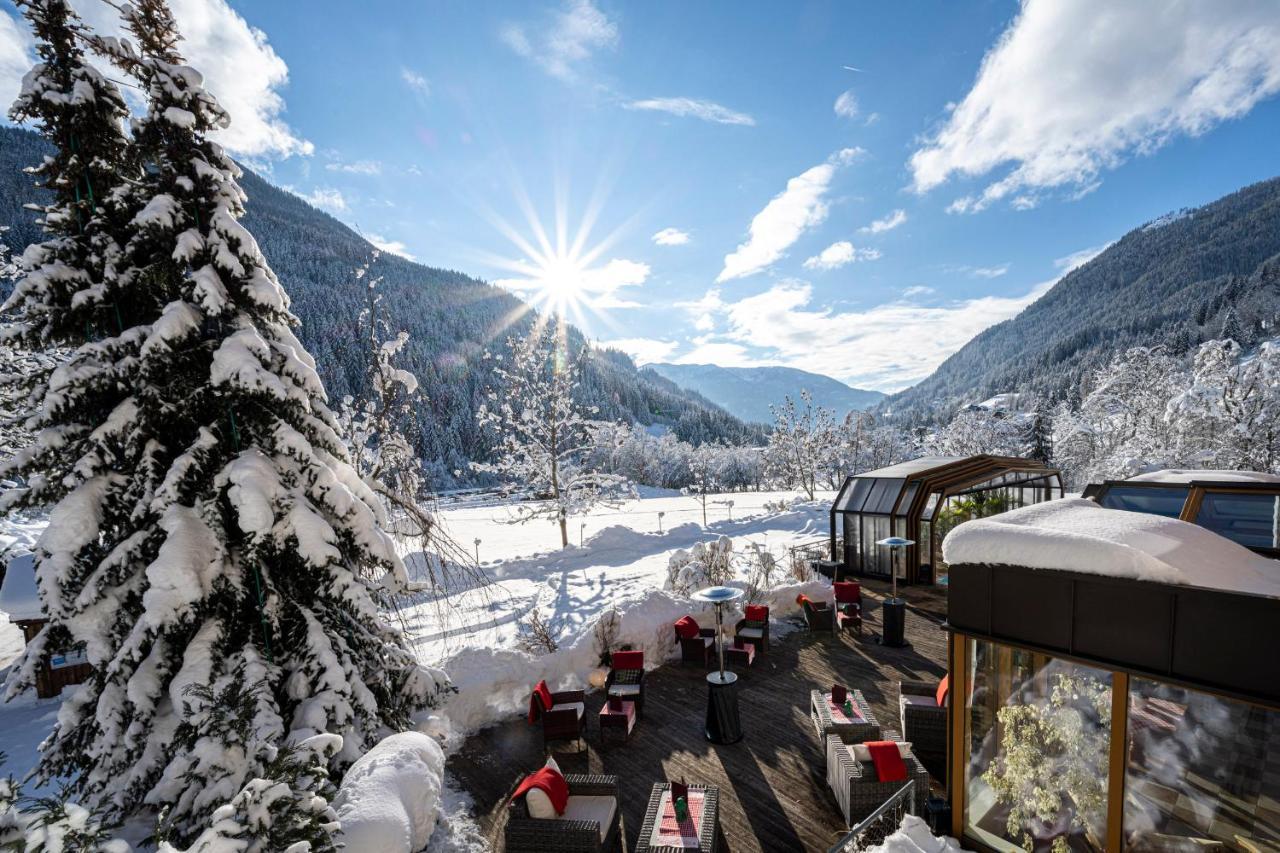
[825,731,931,827]
[898,678,948,776]
[675,617,716,666]
[605,650,645,716]
[834,582,862,635]
[733,604,770,652]
[505,773,621,852]
[531,686,587,752]
[800,596,834,632]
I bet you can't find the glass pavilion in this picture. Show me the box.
[829,455,1063,586]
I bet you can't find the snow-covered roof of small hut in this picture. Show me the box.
[1126,469,1280,484]
[943,498,1280,598]
[0,552,42,621]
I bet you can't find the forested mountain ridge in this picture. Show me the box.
[0,125,759,485]
[885,175,1280,421]
[646,362,885,424]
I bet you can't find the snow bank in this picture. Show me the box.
[866,814,962,853]
[332,732,445,853]
[1126,468,1280,484]
[943,498,1280,598]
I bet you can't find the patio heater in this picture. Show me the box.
[690,585,745,744]
[876,537,913,648]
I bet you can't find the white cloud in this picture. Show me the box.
[692,277,1054,391]
[673,340,759,369]
[0,11,33,112]
[400,67,430,97]
[1054,243,1110,273]
[716,147,864,283]
[625,97,755,126]
[69,0,312,159]
[367,233,415,261]
[860,209,907,234]
[294,187,347,213]
[802,241,881,271]
[910,0,1280,211]
[652,227,691,246]
[970,264,1009,279]
[501,0,618,81]
[903,285,935,297]
[495,258,650,310]
[833,89,858,119]
[326,160,382,175]
[597,337,678,365]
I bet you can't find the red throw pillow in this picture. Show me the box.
[674,616,700,639]
[744,604,768,622]
[612,650,644,670]
[534,680,555,714]
[796,594,811,607]
[935,674,950,707]
[513,766,569,815]
[834,581,860,603]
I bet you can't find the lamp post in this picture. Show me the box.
[580,522,586,547]
[691,585,745,744]
[876,537,913,648]
[658,511,665,533]
[473,538,481,564]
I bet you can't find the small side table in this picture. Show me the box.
[636,783,721,853]
[599,699,636,743]
[725,640,755,670]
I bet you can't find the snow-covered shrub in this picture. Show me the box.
[741,543,779,605]
[331,733,445,853]
[515,610,559,654]
[592,606,621,665]
[663,537,734,596]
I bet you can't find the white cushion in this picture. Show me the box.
[562,795,617,841]
[544,755,561,776]
[608,683,641,697]
[527,786,557,819]
[702,637,714,647]
[738,627,764,639]
[900,693,938,708]
[848,742,913,762]
[551,701,584,719]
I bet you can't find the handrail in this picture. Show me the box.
[826,780,916,853]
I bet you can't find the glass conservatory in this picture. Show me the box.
[828,455,1063,586]
[943,502,1280,853]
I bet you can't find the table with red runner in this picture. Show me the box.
[637,783,720,853]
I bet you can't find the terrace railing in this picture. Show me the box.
[826,780,916,853]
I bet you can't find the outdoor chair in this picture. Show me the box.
[798,594,834,632]
[898,676,948,778]
[733,604,770,651]
[674,615,715,666]
[834,581,863,635]
[528,680,586,752]
[605,650,645,716]
[825,730,930,827]
[505,766,621,853]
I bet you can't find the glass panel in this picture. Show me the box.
[1193,491,1280,551]
[896,481,921,518]
[1098,485,1190,519]
[966,638,1112,852]
[861,515,891,577]
[865,478,906,514]
[1123,677,1280,850]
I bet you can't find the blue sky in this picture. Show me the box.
[3,1,1280,392]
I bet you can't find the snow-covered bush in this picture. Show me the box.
[331,733,445,853]
[741,543,779,605]
[663,536,734,595]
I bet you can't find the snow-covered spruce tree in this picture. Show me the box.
[475,317,632,548]
[1,0,446,842]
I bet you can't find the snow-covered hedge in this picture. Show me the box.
[331,733,445,853]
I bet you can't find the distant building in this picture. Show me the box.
[0,553,91,698]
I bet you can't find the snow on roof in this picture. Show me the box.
[854,456,963,479]
[943,498,1280,599]
[1126,469,1280,485]
[0,553,43,621]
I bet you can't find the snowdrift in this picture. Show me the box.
[333,732,445,853]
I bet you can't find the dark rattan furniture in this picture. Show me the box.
[801,598,834,633]
[605,650,645,716]
[598,699,636,744]
[532,686,587,752]
[635,782,720,853]
[733,605,769,652]
[809,688,880,742]
[676,620,716,666]
[505,773,621,852]
[834,581,863,635]
[898,679,946,774]
[824,730,930,827]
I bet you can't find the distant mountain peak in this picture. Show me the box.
[645,362,885,424]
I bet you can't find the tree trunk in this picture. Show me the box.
[559,514,568,549]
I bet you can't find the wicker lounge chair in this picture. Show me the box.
[674,616,715,666]
[834,582,863,635]
[505,773,622,852]
[898,678,948,775]
[605,650,645,716]
[825,730,930,827]
[733,604,770,652]
[530,683,587,752]
[799,595,834,632]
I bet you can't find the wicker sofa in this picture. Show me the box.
[505,773,622,852]
[898,678,948,779]
[825,731,931,827]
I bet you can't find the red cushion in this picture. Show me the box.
[795,593,810,606]
[674,616,700,639]
[612,650,644,670]
[834,581,860,603]
[744,604,768,622]
[513,766,569,815]
[935,674,950,707]
[534,680,554,714]
[865,740,908,783]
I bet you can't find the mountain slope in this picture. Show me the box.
[646,362,885,424]
[0,126,761,483]
[886,176,1280,420]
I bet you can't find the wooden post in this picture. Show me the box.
[948,631,969,841]
[1105,672,1130,852]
